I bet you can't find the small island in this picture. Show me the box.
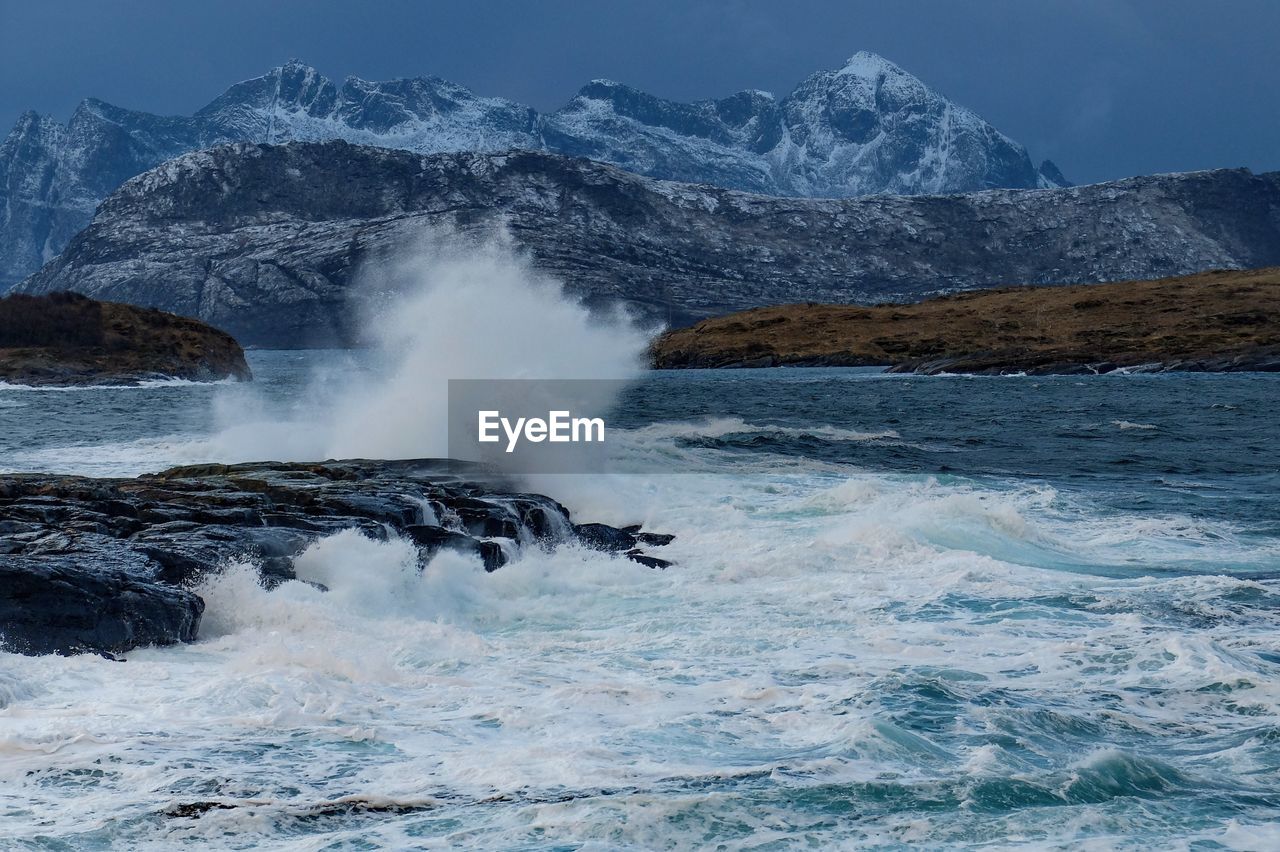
[651,267,1280,374]
[0,291,251,386]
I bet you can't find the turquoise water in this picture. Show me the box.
[1,354,1279,849]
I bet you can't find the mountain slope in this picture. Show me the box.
[0,54,1066,288]
[15,142,1276,347]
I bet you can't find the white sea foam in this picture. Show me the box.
[0,376,239,392]
[3,466,1278,846]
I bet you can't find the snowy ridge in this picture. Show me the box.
[0,52,1067,288]
[16,143,1278,349]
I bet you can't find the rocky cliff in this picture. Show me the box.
[15,142,1279,347]
[0,53,1065,288]
[0,291,250,385]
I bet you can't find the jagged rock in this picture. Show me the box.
[402,524,508,572]
[573,522,677,569]
[0,552,203,657]
[14,143,1279,346]
[0,460,674,656]
[0,53,1064,288]
[636,532,677,546]
[574,522,640,552]
[624,550,673,570]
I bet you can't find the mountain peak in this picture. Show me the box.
[195,61,334,119]
[268,59,327,86]
[836,51,906,78]
[2,110,62,148]
[579,78,627,94]
[257,58,325,81]
[10,109,45,130]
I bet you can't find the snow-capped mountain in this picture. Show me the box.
[774,52,1060,196]
[0,53,1067,288]
[546,52,1065,198]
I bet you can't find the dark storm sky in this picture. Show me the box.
[2,0,1277,186]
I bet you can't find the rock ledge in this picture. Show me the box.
[0,460,673,656]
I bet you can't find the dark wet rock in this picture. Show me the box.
[167,801,237,819]
[624,550,674,570]
[574,522,639,552]
[636,532,677,547]
[574,522,679,568]
[0,554,203,657]
[0,459,673,656]
[402,524,509,572]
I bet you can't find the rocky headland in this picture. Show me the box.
[0,291,251,386]
[0,459,673,657]
[14,143,1280,346]
[650,267,1280,374]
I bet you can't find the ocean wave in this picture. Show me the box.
[0,376,238,392]
[4,467,1279,846]
[1,434,222,477]
[626,416,900,443]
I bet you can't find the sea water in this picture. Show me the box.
[2,353,1279,849]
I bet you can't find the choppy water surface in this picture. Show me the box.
[2,352,1279,849]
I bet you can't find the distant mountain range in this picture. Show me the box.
[0,52,1067,289]
[17,141,1275,347]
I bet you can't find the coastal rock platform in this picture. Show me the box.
[0,460,673,657]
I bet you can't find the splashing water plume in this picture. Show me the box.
[209,231,651,463]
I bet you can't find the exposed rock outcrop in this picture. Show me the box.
[0,460,673,657]
[0,54,1065,288]
[15,143,1280,347]
[649,267,1280,374]
[0,291,250,386]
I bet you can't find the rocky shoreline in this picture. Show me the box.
[651,267,1280,375]
[0,292,250,387]
[0,460,673,657]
